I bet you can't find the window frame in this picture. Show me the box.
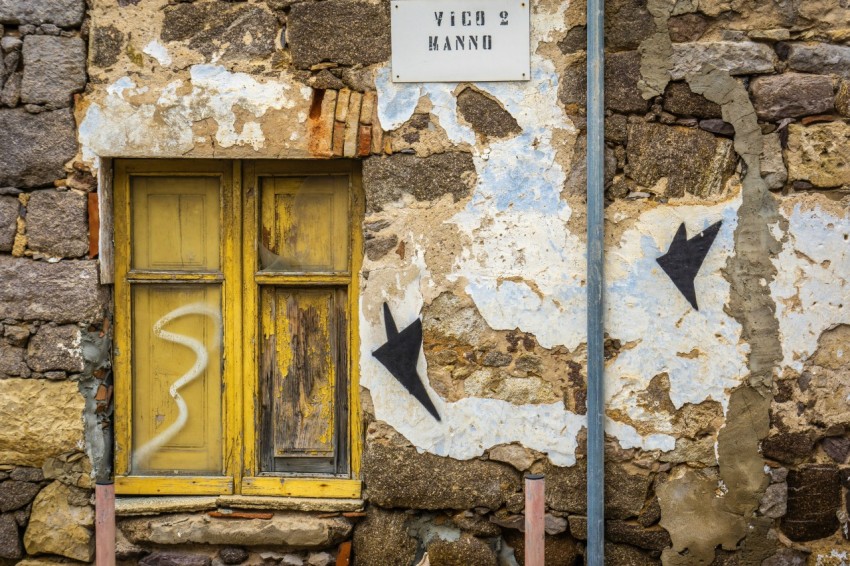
[113,159,363,499]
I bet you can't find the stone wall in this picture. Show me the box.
[0,0,847,563]
[0,0,107,562]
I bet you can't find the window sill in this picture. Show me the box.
[116,494,365,517]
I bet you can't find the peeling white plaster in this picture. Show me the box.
[360,246,586,467]
[79,65,311,161]
[371,27,748,461]
[605,199,746,422]
[771,203,850,371]
[143,40,172,67]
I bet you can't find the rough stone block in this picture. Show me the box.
[659,435,717,466]
[606,51,649,114]
[670,42,776,80]
[0,0,84,27]
[0,342,28,377]
[352,508,417,566]
[140,554,211,566]
[785,42,850,79]
[750,73,835,121]
[544,460,651,519]
[363,426,521,510]
[0,379,85,466]
[502,529,583,565]
[120,512,352,547]
[364,234,399,261]
[456,87,521,140]
[9,467,43,482]
[307,551,332,566]
[21,35,86,108]
[25,189,88,258]
[762,549,808,566]
[0,257,105,324]
[488,444,537,472]
[663,81,721,118]
[90,25,123,68]
[821,436,850,464]
[781,464,840,541]
[42,454,92,489]
[605,520,672,551]
[219,547,249,565]
[560,52,647,114]
[605,0,653,51]
[0,513,21,560]
[760,132,787,190]
[0,481,39,512]
[759,482,787,519]
[288,0,390,69]
[604,543,657,565]
[626,121,736,197]
[786,122,850,187]
[0,108,77,188]
[23,481,93,562]
[427,533,497,566]
[161,3,276,60]
[558,25,586,54]
[668,13,708,43]
[836,80,850,117]
[761,430,816,464]
[363,152,476,212]
[0,71,20,107]
[26,324,83,373]
[0,196,17,252]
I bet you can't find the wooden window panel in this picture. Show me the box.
[131,284,223,475]
[259,287,349,474]
[114,160,238,495]
[115,159,363,498]
[259,176,349,273]
[131,176,221,272]
[256,173,351,475]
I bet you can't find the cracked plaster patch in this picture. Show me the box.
[78,65,311,161]
[367,4,748,464]
[771,200,850,372]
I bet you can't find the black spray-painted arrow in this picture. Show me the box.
[372,303,441,421]
[656,221,723,311]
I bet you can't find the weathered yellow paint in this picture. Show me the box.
[226,160,244,493]
[115,159,362,498]
[115,160,235,494]
[131,284,222,474]
[241,160,260,484]
[254,273,350,285]
[266,288,337,457]
[241,477,361,499]
[260,176,349,273]
[242,160,362,496]
[115,475,233,496]
[348,168,364,482]
[131,176,221,271]
[125,272,224,282]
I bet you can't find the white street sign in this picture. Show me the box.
[391,0,531,82]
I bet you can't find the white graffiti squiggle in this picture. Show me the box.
[132,302,222,471]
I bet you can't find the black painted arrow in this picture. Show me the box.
[372,303,441,421]
[656,221,723,311]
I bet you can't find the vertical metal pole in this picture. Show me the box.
[524,474,545,566]
[586,0,606,561]
[95,482,116,566]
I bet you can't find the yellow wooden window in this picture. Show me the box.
[114,160,362,498]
